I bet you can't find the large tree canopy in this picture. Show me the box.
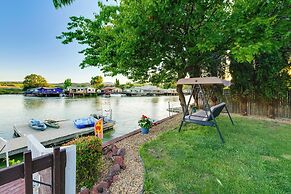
[58,0,234,110]
[57,0,290,115]
[23,74,48,90]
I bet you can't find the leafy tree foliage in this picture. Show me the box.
[57,1,232,110]
[228,0,290,116]
[57,0,290,116]
[23,74,48,90]
[64,78,72,89]
[53,0,76,9]
[90,76,103,89]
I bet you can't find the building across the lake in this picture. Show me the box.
[67,86,96,97]
[24,87,63,97]
[101,87,122,94]
[124,85,177,96]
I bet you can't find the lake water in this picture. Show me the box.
[0,95,180,141]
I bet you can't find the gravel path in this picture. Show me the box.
[109,114,181,193]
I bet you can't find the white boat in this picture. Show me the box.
[110,93,126,97]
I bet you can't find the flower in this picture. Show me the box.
[138,115,153,129]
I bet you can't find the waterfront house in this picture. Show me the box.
[101,87,122,94]
[67,87,96,96]
[125,85,163,96]
[124,85,178,96]
[24,87,63,97]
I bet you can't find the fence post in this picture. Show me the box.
[24,150,33,194]
[53,147,61,194]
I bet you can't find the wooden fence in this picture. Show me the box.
[0,147,66,194]
[223,91,291,118]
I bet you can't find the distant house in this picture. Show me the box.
[103,82,114,87]
[101,87,122,94]
[24,87,63,97]
[124,85,177,96]
[125,85,163,95]
[67,87,96,96]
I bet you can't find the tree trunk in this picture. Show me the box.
[267,100,275,119]
[240,97,248,116]
[176,84,189,115]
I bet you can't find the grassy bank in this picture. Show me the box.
[0,88,23,95]
[140,116,291,193]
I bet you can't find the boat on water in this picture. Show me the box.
[44,120,60,128]
[103,93,111,98]
[90,114,116,124]
[110,93,126,97]
[29,119,47,131]
[74,115,116,129]
[74,116,97,129]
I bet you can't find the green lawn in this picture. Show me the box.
[140,116,291,193]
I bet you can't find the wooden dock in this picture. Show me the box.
[0,120,114,158]
[167,107,183,113]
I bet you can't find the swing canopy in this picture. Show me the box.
[177,77,231,87]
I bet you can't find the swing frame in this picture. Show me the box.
[177,77,234,143]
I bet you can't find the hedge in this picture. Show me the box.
[65,136,103,191]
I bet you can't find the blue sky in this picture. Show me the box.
[0,0,126,83]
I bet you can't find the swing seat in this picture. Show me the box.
[184,102,226,126]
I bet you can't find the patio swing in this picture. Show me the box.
[177,77,234,143]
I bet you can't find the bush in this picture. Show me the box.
[65,136,103,191]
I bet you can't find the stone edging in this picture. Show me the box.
[102,114,178,149]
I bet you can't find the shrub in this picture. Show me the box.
[65,136,103,191]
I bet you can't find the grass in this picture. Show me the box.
[140,116,291,193]
[0,88,23,95]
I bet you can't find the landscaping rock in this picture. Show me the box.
[111,144,118,156]
[102,146,111,155]
[110,164,121,176]
[105,151,113,160]
[117,148,126,156]
[104,175,113,187]
[79,187,90,194]
[112,175,119,183]
[91,181,110,194]
[114,156,126,169]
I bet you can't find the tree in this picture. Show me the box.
[53,0,76,9]
[57,0,289,116]
[57,1,231,112]
[23,74,48,90]
[64,78,72,89]
[227,0,290,117]
[90,76,103,89]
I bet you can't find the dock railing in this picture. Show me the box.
[0,147,66,194]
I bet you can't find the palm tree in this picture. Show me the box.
[53,0,76,9]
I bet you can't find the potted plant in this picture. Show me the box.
[138,115,152,134]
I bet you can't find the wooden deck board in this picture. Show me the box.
[0,120,113,158]
[0,179,25,194]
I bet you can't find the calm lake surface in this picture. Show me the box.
[0,95,180,141]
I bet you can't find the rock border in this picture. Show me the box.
[79,144,127,194]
